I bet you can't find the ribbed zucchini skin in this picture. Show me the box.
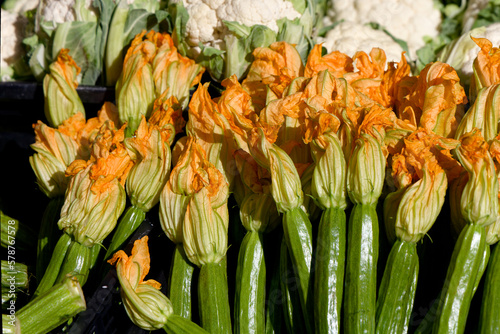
[34,233,73,298]
[479,243,500,334]
[265,243,283,334]
[234,231,266,334]
[282,207,314,333]
[433,224,489,334]
[344,203,379,334]
[104,205,146,260]
[198,261,232,334]
[169,244,195,320]
[280,238,307,334]
[314,207,346,334]
[163,314,209,334]
[56,240,91,287]
[37,196,64,279]
[375,239,419,334]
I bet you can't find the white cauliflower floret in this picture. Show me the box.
[318,21,405,64]
[38,0,98,28]
[323,0,441,59]
[1,9,28,81]
[171,0,301,56]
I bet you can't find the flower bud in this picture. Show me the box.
[456,129,499,227]
[125,117,172,212]
[485,218,500,245]
[455,84,500,143]
[394,169,448,243]
[43,49,85,127]
[30,121,79,197]
[109,236,173,331]
[159,182,189,244]
[116,31,156,136]
[150,32,204,109]
[311,132,347,210]
[248,128,303,212]
[347,133,386,205]
[182,189,228,267]
[239,193,280,233]
[58,164,126,247]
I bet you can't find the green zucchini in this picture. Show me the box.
[198,260,232,334]
[163,314,209,334]
[56,240,92,287]
[375,239,419,334]
[104,205,146,260]
[169,244,195,320]
[33,232,72,298]
[234,231,266,334]
[265,241,284,334]
[479,243,500,334]
[37,196,64,279]
[314,206,346,334]
[344,203,379,334]
[280,238,307,334]
[282,207,314,333]
[432,223,488,334]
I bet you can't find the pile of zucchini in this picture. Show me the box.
[2,27,500,334]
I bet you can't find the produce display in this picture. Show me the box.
[1,0,500,334]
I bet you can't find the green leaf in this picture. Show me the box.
[223,21,252,38]
[169,2,190,56]
[52,21,101,85]
[196,44,225,82]
[472,0,500,29]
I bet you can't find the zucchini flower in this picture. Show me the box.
[29,121,79,198]
[346,104,395,206]
[186,83,235,187]
[455,129,499,227]
[470,37,500,95]
[305,110,346,210]
[387,129,460,243]
[149,31,205,110]
[247,127,303,213]
[304,43,353,78]
[124,116,172,212]
[58,126,133,247]
[58,102,121,160]
[116,31,156,137]
[347,51,411,109]
[242,41,305,106]
[43,48,85,128]
[108,236,173,331]
[174,140,229,267]
[397,61,468,138]
[455,84,500,143]
[160,137,228,251]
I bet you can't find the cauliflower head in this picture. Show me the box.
[323,0,441,59]
[37,0,98,32]
[1,9,29,81]
[170,0,301,57]
[318,21,405,63]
